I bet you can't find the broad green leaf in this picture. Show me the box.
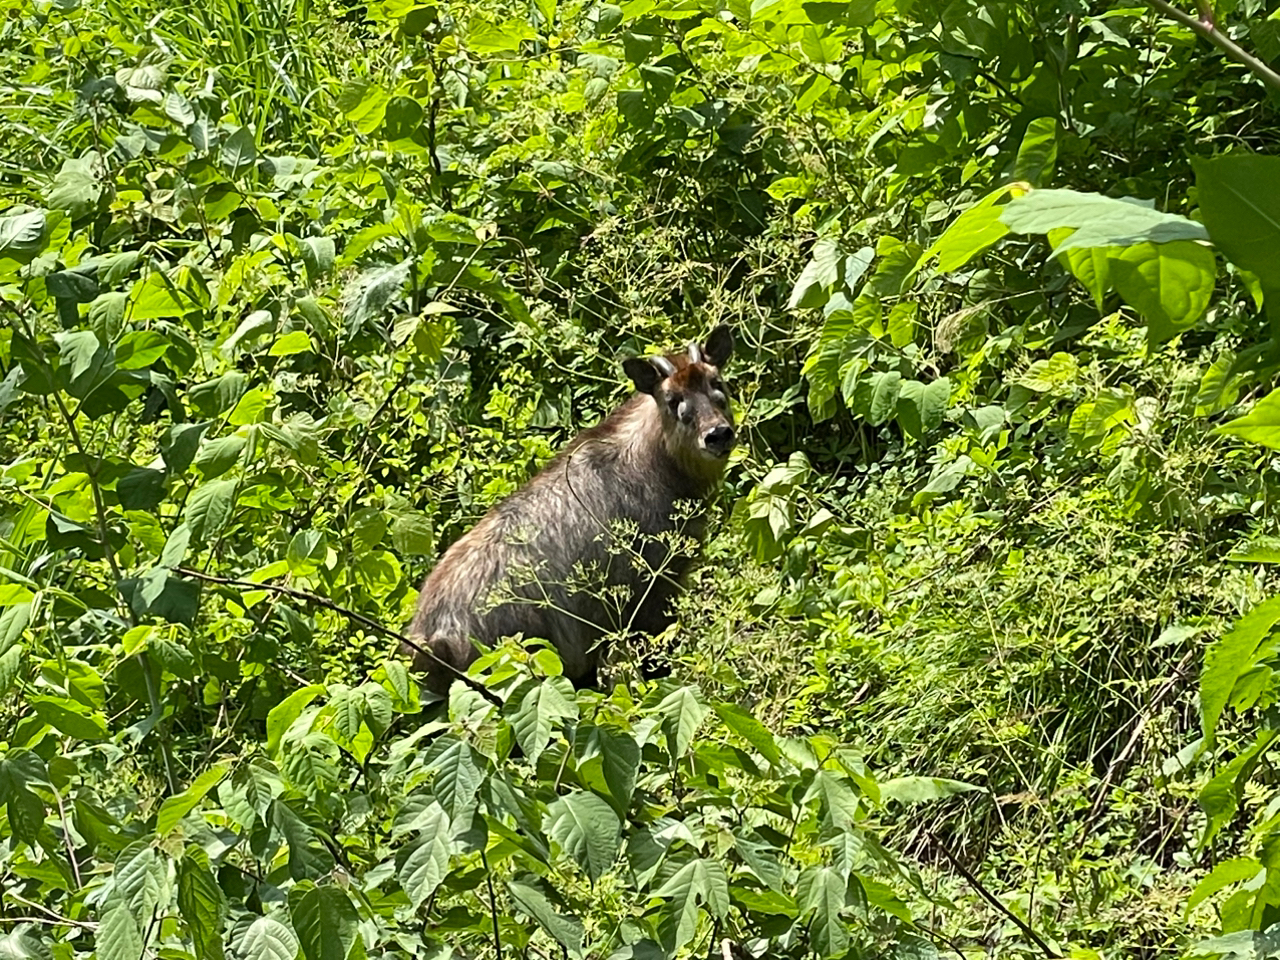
[1193,153,1280,287]
[653,858,729,953]
[399,803,452,908]
[266,684,326,754]
[186,479,238,542]
[268,330,314,357]
[656,685,711,759]
[1201,596,1280,741]
[1000,188,1208,252]
[796,865,851,958]
[156,761,232,835]
[0,603,30,657]
[1228,537,1280,563]
[505,676,578,764]
[177,850,228,960]
[290,884,358,960]
[1218,387,1280,449]
[802,770,861,829]
[1186,857,1262,914]
[296,236,335,283]
[271,800,334,881]
[547,790,621,882]
[424,735,485,823]
[114,841,167,919]
[221,126,258,176]
[714,702,782,767]
[733,832,786,893]
[508,880,586,958]
[1014,116,1057,185]
[866,370,902,426]
[116,330,170,369]
[28,694,108,741]
[1110,240,1215,344]
[575,723,640,813]
[239,916,301,960]
[0,210,46,265]
[879,776,984,805]
[788,237,844,310]
[924,188,1017,273]
[96,906,144,960]
[194,434,247,479]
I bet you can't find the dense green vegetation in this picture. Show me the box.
[7,0,1280,956]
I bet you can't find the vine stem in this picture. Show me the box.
[480,846,504,960]
[1146,0,1280,93]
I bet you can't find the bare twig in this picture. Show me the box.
[3,893,98,930]
[172,566,503,706]
[928,830,1060,959]
[1146,0,1280,93]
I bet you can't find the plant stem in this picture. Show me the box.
[1146,0,1280,93]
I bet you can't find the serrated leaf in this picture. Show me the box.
[508,880,585,958]
[547,790,621,882]
[28,694,108,741]
[239,916,301,960]
[177,851,228,960]
[399,803,453,909]
[156,762,232,835]
[291,884,358,960]
[424,735,485,824]
[185,479,238,543]
[656,685,710,759]
[797,865,851,958]
[505,676,578,764]
[96,905,144,960]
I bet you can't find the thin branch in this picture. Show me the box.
[480,847,504,960]
[1147,0,1280,93]
[172,566,503,706]
[927,830,1060,959]
[3,893,98,930]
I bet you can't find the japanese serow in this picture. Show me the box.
[403,326,736,694]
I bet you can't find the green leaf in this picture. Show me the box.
[336,79,391,133]
[575,723,640,814]
[1013,116,1058,186]
[186,479,238,543]
[0,603,31,658]
[924,191,1016,274]
[239,916,301,960]
[1000,188,1208,252]
[1201,596,1280,741]
[733,832,787,893]
[398,802,452,908]
[1228,537,1280,563]
[194,434,247,479]
[96,905,144,960]
[221,126,258,176]
[505,676,578,764]
[508,880,586,959]
[157,761,232,835]
[28,694,109,741]
[1186,857,1262,915]
[788,237,844,310]
[118,467,166,510]
[424,735,485,823]
[879,776,984,805]
[0,210,46,266]
[271,800,334,881]
[269,330,314,357]
[290,884,359,960]
[547,790,621,882]
[114,841,167,918]
[1218,387,1280,450]
[866,370,902,426]
[1193,153,1280,287]
[177,850,228,960]
[714,702,782,767]
[116,330,170,369]
[802,770,862,829]
[1110,240,1215,345]
[653,858,729,953]
[656,685,711,759]
[796,865,851,958]
[296,237,335,283]
[266,684,326,755]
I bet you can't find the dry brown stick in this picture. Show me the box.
[173,566,502,706]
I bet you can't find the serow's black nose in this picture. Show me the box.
[704,425,734,456]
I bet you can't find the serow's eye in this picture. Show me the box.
[667,395,683,414]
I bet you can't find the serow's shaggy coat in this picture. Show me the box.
[404,326,736,693]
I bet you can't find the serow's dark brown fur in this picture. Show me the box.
[403,326,736,694]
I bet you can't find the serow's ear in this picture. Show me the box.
[624,357,663,395]
[703,325,734,367]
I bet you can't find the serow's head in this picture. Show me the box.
[623,325,736,470]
